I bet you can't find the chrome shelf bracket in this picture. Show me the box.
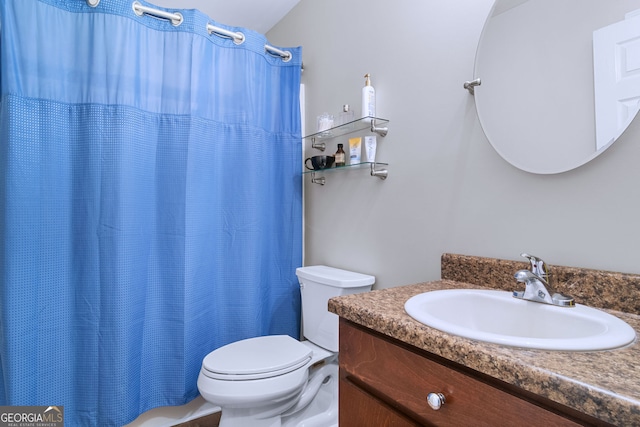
[311,137,326,152]
[371,120,388,137]
[370,163,388,180]
[310,172,326,185]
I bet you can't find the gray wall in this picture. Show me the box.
[267,0,640,289]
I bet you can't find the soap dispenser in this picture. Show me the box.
[361,74,376,119]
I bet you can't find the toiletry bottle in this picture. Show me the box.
[335,143,346,167]
[339,104,354,129]
[348,137,362,164]
[364,135,377,163]
[361,74,376,119]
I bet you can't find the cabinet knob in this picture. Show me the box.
[426,392,446,411]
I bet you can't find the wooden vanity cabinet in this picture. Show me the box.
[339,319,611,427]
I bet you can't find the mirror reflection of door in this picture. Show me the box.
[593,11,640,150]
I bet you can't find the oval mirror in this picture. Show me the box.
[474,0,640,174]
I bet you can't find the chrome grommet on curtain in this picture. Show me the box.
[265,45,292,62]
[86,0,100,7]
[132,1,184,26]
[132,1,144,16]
[232,32,245,45]
[206,24,245,45]
[170,13,183,27]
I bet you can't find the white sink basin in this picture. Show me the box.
[404,289,636,351]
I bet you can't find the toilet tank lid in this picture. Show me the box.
[296,265,375,288]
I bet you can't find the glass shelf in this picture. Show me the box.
[303,162,388,185]
[302,162,388,175]
[303,116,389,140]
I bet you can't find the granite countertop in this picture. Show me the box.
[329,280,640,426]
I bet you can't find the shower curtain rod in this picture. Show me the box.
[129,1,292,62]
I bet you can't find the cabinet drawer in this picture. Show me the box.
[339,376,421,427]
[339,320,582,427]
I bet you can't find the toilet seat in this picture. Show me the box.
[201,335,312,381]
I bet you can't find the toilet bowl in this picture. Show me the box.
[197,266,374,427]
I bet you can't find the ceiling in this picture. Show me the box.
[148,0,301,34]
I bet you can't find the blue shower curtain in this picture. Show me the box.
[0,0,302,425]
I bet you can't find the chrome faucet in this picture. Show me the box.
[521,252,550,283]
[513,253,574,307]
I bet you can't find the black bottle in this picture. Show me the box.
[335,143,346,167]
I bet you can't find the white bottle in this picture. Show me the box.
[361,73,376,119]
[364,135,377,163]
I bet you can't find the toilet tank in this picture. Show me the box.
[296,265,374,352]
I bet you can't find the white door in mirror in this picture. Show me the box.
[594,11,640,150]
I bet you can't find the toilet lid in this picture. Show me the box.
[201,335,313,381]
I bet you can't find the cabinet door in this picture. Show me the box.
[340,376,421,427]
[340,320,584,427]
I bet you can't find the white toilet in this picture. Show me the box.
[197,265,374,427]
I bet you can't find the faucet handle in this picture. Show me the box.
[520,253,550,280]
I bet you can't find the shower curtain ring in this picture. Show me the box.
[86,0,100,7]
